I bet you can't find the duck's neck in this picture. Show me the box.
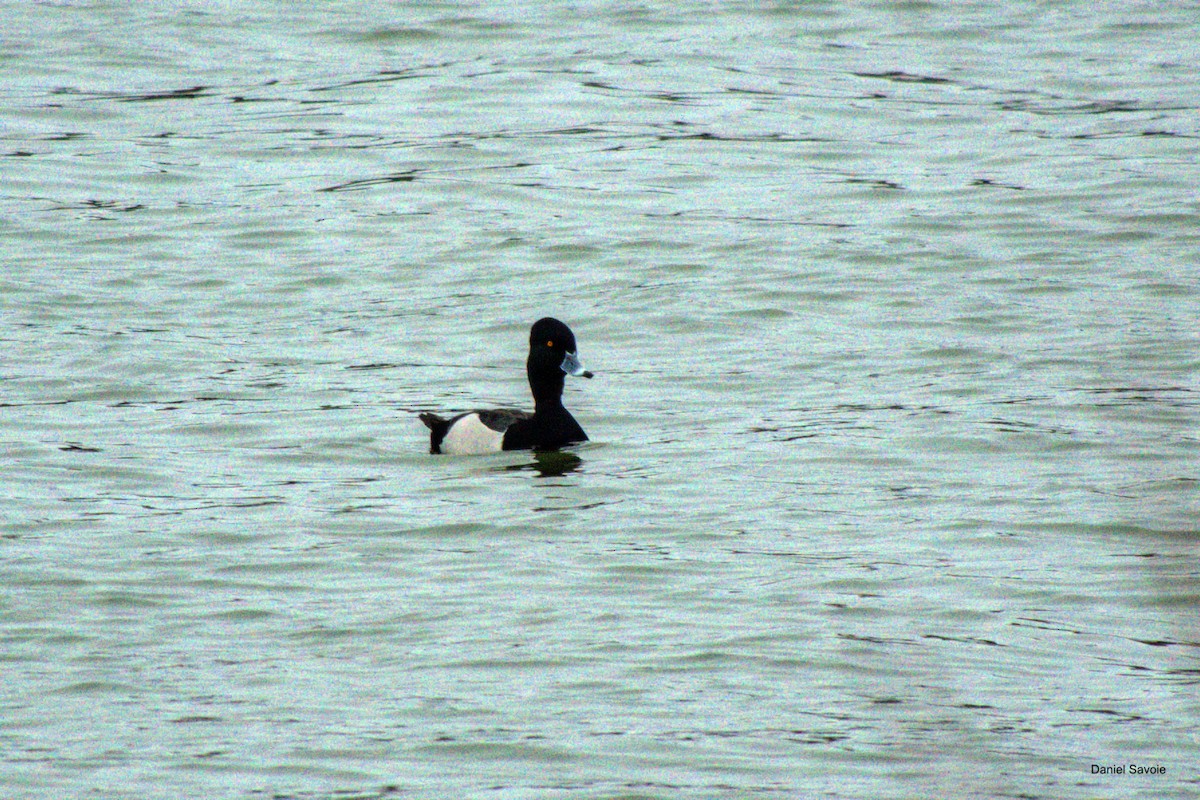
[529,370,566,411]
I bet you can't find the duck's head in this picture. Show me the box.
[528,317,593,382]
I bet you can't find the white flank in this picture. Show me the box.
[441,413,505,455]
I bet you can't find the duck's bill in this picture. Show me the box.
[560,351,594,379]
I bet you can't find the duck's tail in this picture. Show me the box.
[418,412,446,431]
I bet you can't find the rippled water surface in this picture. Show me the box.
[3,2,1198,798]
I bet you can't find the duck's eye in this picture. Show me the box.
[546,340,553,348]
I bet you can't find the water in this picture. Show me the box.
[3,2,1198,798]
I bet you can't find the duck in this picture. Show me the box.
[419,317,593,454]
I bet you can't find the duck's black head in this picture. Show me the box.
[527,317,592,405]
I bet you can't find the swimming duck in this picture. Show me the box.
[419,317,592,454]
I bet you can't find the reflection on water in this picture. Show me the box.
[501,450,585,478]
